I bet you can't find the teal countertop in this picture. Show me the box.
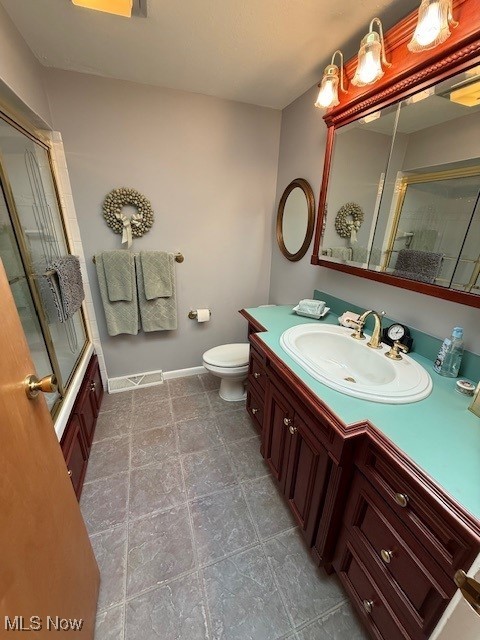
[244,304,480,521]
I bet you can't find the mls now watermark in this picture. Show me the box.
[5,616,84,631]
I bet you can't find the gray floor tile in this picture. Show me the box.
[203,545,292,640]
[171,392,211,422]
[85,436,130,483]
[227,436,268,481]
[90,525,127,611]
[80,473,129,535]
[95,605,124,640]
[182,446,237,500]
[127,505,195,597]
[177,415,222,455]
[125,573,208,640]
[199,372,221,391]
[190,486,258,565]
[100,391,133,414]
[131,398,173,432]
[297,602,368,640]
[129,457,186,520]
[244,475,296,540]
[265,529,345,627]
[207,390,246,413]
[216,409,257,443]
[132,383,169,405]
[168,375,205,398]
[130,425,177,468]
[94,411,132,443]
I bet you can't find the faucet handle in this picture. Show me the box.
[385,340,409,360]
[346,318,366,341]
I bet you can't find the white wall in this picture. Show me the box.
[44,69,281,378]
[0,4,51,127]
[269,85,480,355]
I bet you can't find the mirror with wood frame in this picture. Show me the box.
[277,178,315,261]
[312,0,480,308]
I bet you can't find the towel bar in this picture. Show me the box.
[93,252,184,264]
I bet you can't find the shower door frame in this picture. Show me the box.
[0,106,89,418]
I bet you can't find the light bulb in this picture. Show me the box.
[314,66,341,109]
[359,49,381,84]
[315,80,335,108]
[413,1,442,46]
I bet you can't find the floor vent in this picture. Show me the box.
[108,369,164,393]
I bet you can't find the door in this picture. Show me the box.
[262,380,293,489]
[0,260,99,636]
[284,414,331,546]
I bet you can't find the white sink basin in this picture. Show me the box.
[280,324,432,404]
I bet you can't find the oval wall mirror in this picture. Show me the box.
[277,178,315,261]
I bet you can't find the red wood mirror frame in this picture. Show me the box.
[311,0,480,309]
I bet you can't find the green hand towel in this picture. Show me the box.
[140,251,173,300]
[96,253,139,336]
[102,250,134,302]
[136,254,177,332]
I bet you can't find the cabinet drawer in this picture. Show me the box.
[357,441,477,576]
[334,531,410,640]
[246,386,264,432]
[87,355,103,416]
[344,472,452,638]
[61,414,88,501]
[248,348,266,395]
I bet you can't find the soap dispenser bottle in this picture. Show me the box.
[433,327,464,378]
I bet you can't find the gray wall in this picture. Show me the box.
[269,85,480,355]
[44,69,281,377]
[0,4,51,127]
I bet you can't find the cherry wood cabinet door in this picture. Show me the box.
[262,380,293,491]
[284,415,332,546]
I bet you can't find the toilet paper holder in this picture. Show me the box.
[188,309,211,320]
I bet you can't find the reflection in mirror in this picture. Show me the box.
[277,179,315,261]
[319,65,480,296]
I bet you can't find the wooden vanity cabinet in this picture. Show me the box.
[60,354,104,499]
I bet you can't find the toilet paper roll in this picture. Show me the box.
[196,308,211,323]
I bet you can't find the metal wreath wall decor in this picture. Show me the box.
[102,187,154,247]
[334,202,364,243]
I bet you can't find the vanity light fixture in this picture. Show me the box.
[352,18,391,87]
[314,50,347,110]
[408,0,457,52]
[71,0,133,17]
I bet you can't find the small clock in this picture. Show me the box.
[382,323,413,350]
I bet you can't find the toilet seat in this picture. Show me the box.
[203,343,249,368]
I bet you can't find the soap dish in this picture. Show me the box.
[292,305,330,320]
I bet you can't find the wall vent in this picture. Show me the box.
[108,368,164,393]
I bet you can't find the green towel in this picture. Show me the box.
[140,251,173,300]
[96,253,139,336]
[136,254,177,332]
[102,250,134,302]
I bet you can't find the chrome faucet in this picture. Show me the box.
[346,309,386,349]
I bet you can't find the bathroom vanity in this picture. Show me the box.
[241,303,480,640]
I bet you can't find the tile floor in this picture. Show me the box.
[81,373,369,640]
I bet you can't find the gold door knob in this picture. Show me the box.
[289,425,297,435]
[381,549,393,563]
[363,599,374,614]
[254,372,261,379]
[24,374,58,399]
[394,493,409,508]
[283,417,292,427]
[251,408,259,415]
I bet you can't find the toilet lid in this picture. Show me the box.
[203,343,250,367]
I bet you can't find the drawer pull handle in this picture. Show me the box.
[381,549,393,563]
[363,599,374,614]
[68,469,73,478]
[394,493,409,508]
[254,372,261,379]
[251,408,259,415]
[90,381,96,391]
[289,425,297,435]
[283,417,292,427]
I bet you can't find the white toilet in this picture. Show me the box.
[202,343,250,401]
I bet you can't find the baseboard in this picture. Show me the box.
[163,365,207,380]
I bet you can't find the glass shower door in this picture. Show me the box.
[0,115,88,413]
